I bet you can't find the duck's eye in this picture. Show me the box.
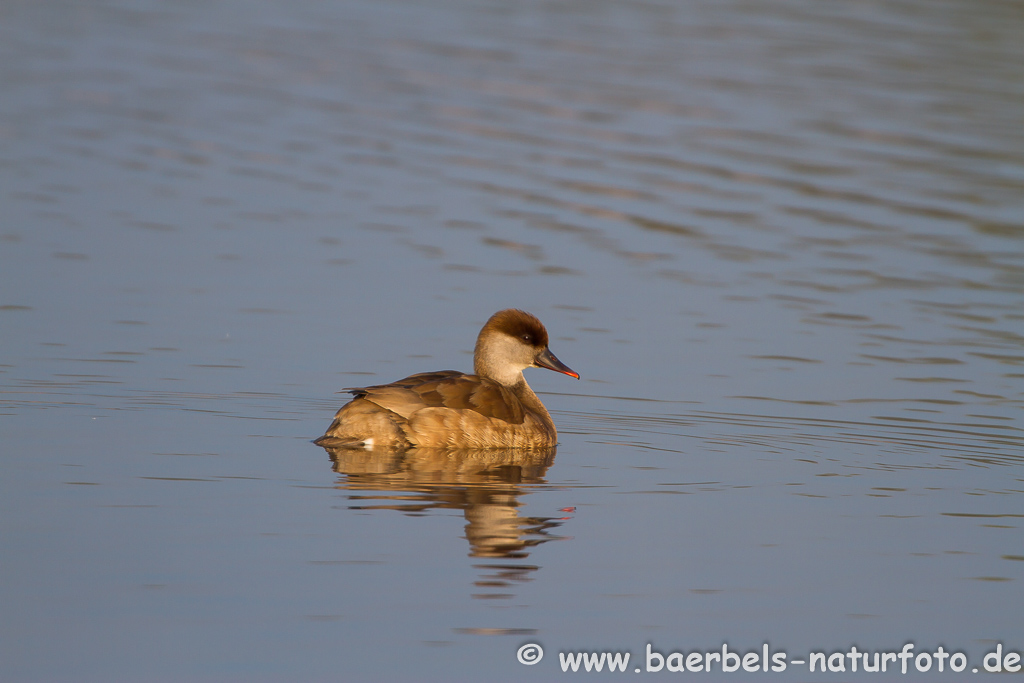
[521,333,533,344]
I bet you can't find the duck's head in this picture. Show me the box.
[474,309,579,386]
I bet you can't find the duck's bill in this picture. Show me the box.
[535,348,580,379]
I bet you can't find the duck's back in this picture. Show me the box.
[314,371,556,449]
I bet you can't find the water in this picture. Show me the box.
[2,0,1022,680]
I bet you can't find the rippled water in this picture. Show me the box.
[2,0,1022,680]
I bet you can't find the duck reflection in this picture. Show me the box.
[323,446,569,563]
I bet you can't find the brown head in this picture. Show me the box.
[473,309,579,386]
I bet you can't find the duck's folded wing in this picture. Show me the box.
[344,370,463,396]
[355,373,526,424]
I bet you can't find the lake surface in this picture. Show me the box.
[2,0,1022,681]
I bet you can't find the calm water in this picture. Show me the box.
[2,0,1022,680]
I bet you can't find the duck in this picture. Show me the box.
[314,309,579,450]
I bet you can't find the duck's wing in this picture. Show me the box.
[344,370,463,395]
[352,372,526,424]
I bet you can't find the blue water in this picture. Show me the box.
[2,0,1022,680]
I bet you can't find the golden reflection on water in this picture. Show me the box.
[324,446,569,584]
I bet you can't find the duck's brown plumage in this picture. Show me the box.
[314,309,578,450]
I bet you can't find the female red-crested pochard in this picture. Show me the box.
[314,309,579,450]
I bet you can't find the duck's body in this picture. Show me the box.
[314,310,578,450]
